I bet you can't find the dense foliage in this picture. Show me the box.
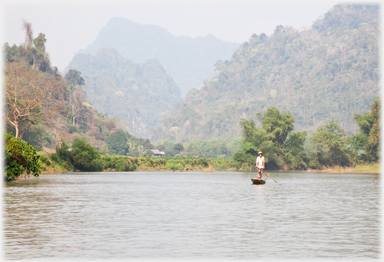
[70,139,103,171]
[52,139,102,171]
[106,130,129,155]
[307,121,351,168]
[152,137,241,158]
[5,133,42,181]
[4,23,121,150]
[100,129,154,156]
[352,97,380,161]
[47,154,237,173]
[152,4,379,143]
[234,99,379,170]
[233,107,308,170]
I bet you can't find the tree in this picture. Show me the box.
[64,70,87,126]
[70,138,102,171]
[257,107,295,145]
[309,121,350,167]
[33,33,46,53]
[20,21,51,72]
[284,131,307,156]
[65,69,85,86]
[5,63,63,138]
[56,142,71,162]
[353,97,380,161]
[106,130,129,155]
[173,143,184,153]
[68,85,87,126]
[5,133,42,181]
[368,98,380,160]
[235,108,307,170]
[157,144,165,151]
[22,19,33,48]
[274,25,285,34]
[98,144,110,154]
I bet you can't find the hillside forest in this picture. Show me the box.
[4,4,380,181]
[153,4,379,142]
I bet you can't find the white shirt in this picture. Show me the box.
[256,156,265,168]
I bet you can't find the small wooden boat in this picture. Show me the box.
[251,178,266,185]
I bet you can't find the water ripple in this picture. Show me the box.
[4,171,380,260]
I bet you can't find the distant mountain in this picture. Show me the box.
[77,17,240,96]
[66,48,181,137]
[150,4,379,143]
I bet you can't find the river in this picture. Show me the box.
[3,171,380,260]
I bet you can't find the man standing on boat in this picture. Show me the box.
[256,152,265,179]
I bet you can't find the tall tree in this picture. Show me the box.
[309,121,350,167]
[257,107,295,145]
[354,97,380,161]
[65,70,87,126]
[235,107,302,170]
[5,63,62,138]
[22,19,33,48]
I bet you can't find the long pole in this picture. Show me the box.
[263,172,278,183]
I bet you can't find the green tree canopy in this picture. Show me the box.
[70,138,102,171]
[33,33,47,53]
[353,97,380,161]
[258,107,295,145]
[106,130,129,155]
[284,131,307,156]
[173,143,184,153]
[65,69,85,86]
[309,121,350,167]
[5,133,42,181]
[235,107,307,170]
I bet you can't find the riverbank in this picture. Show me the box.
[36,152,380,174]
[308,163,380,174]
[38,153,239,173]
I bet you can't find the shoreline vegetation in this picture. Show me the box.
[314,164,380,174]
[37,153,380,175]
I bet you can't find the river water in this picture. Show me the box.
[3,171,381,260]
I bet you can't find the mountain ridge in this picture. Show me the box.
[75,17,240,96]
[150,4,379,143]
[67,47,181,138]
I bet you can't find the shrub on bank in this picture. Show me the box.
[101,155,137,171]
[4,133,42,181]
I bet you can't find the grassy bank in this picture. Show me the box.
[101,156,239,172]
[37,151,380,174]
[314,163,380,174]
[38,152,240,173]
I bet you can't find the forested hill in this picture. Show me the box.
[76,17,240,96]
[66,48,181,137]
[4,25,120,150]
[150,4,379,143]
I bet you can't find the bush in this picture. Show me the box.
[71,138,102,171]
[5,133,42,181]
[38,154,51,166]
[49,153,61,163]
[68,124,80,134]
[56,142,71,162]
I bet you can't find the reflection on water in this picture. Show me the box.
[3,171,380,260]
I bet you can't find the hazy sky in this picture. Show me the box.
[2,0,366,72]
